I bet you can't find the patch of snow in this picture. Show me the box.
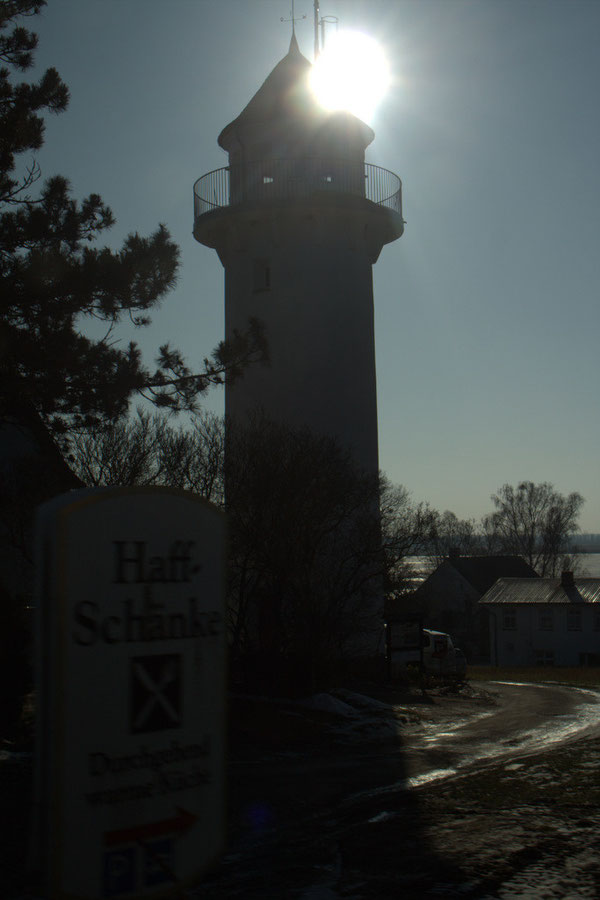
[0,750,32,763]
[347,766,459,804]
[331,689,394,711]
[406,768,458,788]
[368,811,397,823]
[300,694,358,717]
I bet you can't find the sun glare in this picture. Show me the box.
[310,31,390,124]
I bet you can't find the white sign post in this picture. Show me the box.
[33,487,226,899]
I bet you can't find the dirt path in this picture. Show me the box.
[192,681,600,899]
[391,680,600,788]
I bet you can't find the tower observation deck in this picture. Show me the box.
[194,158,403,252]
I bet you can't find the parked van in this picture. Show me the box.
[422,628,466,679]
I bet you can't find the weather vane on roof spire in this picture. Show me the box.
[280,0,306,36]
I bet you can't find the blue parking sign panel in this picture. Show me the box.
[103,848,136,897]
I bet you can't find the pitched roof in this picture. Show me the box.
[480,577,600,605]
[417,555,538,597]
[0,400,81,491]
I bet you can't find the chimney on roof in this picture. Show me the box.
[561,570,574,588]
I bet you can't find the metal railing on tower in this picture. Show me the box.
[193,158,402,221]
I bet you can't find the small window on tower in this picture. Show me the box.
[253,259,271,292]
[263,175,274,184]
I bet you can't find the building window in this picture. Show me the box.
[322,174,333,183]
[535,649,555,667]
[253,259,271,292]
[594,610,600,632]
[262,175,274,184]
[567,609,581,631]
[502,610,516,631]
[539,610,553,632]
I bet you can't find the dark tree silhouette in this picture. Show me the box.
[0,1,266,438]
[70,407,224,502]
[380,478,437,601]
[224,416,383,692]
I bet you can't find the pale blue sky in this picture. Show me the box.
[30,0,600,530]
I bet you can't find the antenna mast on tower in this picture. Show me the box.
[281,0,306,36]
[313,2,339,59]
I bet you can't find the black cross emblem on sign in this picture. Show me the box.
[130,654,182,734]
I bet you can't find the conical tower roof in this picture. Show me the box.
[218,35,373,153]
[218,35,312,150]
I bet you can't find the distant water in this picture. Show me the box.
[406,553,600,581]
[578,553,600,576]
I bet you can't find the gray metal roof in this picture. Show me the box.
[480,577,600,605]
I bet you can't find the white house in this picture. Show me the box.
[479,571,600,667]
[409,554,539,662]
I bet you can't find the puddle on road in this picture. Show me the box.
[419,708,496,741]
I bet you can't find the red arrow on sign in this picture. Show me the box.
[104,807,197,847]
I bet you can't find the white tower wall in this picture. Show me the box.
[193,37,404,661]
[220,205,379,474]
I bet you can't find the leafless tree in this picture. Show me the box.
[481,481,584,576]
[69,408,224,504]
[224,417,383,688]
[225,418,442,692]
[428,509,480,566]
[380,479,438,598]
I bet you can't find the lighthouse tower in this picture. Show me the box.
[193,35,403,477]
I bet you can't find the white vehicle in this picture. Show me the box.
[422,628,458,676]
[387,622,466,680]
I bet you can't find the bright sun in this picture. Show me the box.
[309,31,390,124]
